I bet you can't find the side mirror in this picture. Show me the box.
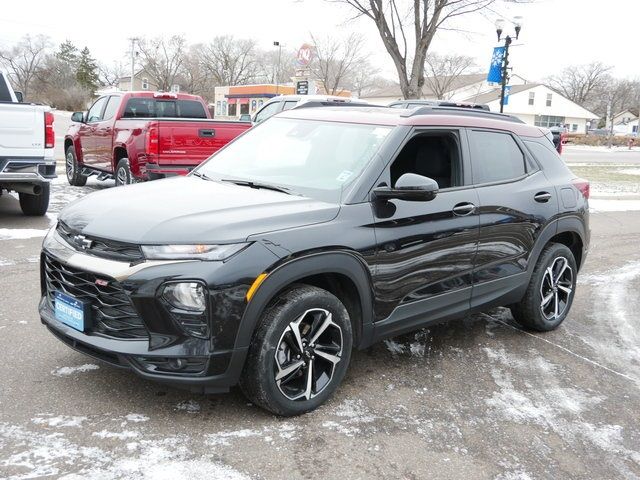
[372,173,439,202]
[71,111,85,123]
[14,91,23,103]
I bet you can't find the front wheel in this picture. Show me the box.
[510,243,577,332]
[19,183,50,216]
[65,146,87,186]
[240,285,352,416]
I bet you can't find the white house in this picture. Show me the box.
[465,83,598,133]
[612,109,638,136]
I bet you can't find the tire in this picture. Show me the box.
[65,146,87,186]
[510,243,577,332]
[19,183,50,216]
[115,158,135,186]
[240,285,353,416]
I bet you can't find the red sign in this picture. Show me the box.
[296,44,314,67]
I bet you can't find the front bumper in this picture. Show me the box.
[39,227,278,392]
[40,298,247,393]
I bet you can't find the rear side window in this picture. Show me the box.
[0,75,11,102]
[254,101,281,123]
[468,130,526,184]
[282,101,297,111]
[122,98,207,118]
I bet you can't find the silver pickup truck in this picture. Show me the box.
[0,70,56,215]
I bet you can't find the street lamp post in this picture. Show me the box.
[495,17,523,113]
[273,41,282,95]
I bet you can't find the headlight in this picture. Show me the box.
[141,243,249,261]
[163,282,206,313]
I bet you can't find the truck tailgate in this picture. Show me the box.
[0,103,45,158]
[156,119,251,167]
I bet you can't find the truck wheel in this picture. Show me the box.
[240,285,352,416]
[19,183,50,216]
[115,158,134,186]
[510,243,577,332]
[65,146,87,186]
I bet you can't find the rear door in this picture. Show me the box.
[468,128,559,308]
[80,96,109,167]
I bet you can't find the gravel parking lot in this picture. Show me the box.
[1,149,639,479]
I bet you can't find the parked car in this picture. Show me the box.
[389,99,491,111]
[0,70,56,215]
[252,94,369,124]
[40,105,589,416]
[549,126,567,154]
[65,91,251,186]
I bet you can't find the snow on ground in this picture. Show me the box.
[51,364,100,377]
[589,199,640,212]
[0,228,48,240]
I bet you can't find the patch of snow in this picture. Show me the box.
[174,400,200,414]
[589,199,640,212]
[92,430,140,440]
[333,399,376,423]
[124,414,149,423]
[32,415,88,428]
[620,168,640,176]
[206,428,262,446]
[52,364,100,377]
[0,228,48,240]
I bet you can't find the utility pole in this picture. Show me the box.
[129,37,138,91]
[273,41,282,95]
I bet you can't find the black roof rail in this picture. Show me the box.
[402,106,525,124]
[293,100,383,110]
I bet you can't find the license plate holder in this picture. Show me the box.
[54,291,89,332]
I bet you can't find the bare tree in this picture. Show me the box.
[423,53,475,99]
[255,48,296,85]
[179,45,216,99]
[546,62,612,106]
[0,34,51,99]
[348,63,384,97]
[137,35,187,91]
[199,36,259,86]
[311,33,370,95]
[98,61,126,87]
[333,0,504,99]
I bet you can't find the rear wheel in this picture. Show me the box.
[65,146,87,186]
[240,285,352,416]
[19,183,50,216]
[115,158,134,186]
[510,243,577,331]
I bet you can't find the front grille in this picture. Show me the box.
[57,222,144,263]
[44,254,147,339]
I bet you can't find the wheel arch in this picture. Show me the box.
[64,137,81,161]
[529,215,588,276]
[234,250,375,352]
[112,145,128,171]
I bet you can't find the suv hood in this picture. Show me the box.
[59,177,340,244]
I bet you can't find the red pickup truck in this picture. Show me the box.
[64,92,251,186]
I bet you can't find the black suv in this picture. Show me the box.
[40,106,590,416]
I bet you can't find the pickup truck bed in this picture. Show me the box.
[65,92,251,186]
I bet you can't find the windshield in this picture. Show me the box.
[195,118,393,203]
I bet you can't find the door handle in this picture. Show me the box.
[534,192,552,203]
[452,202,476,216]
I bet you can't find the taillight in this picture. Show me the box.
[44,111,54,149]
[145,125,159,161]
[572,178,590,199]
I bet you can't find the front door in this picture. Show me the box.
[371,129,480,338]
[93,95,120,171]
[81,96,109,167]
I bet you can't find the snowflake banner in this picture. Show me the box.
[487,46,505,83]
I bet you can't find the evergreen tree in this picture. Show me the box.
[76,46,99,93]
[55,39,78,66]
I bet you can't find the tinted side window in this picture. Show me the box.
[254,101,281,123]
[468,130,526,184]
[282,101,297,111]
[123,98,154,118]
[102,96,121,121]
[0,75,11,102]
[87,97,109,122]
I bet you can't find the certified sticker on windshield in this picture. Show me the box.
[337,170,353,182]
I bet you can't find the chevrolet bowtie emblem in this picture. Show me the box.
[72,234,93,250]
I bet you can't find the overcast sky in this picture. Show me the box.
[0,0,637,82]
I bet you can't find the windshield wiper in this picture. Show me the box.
[221,179,291,195]
[191,171,213,181]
